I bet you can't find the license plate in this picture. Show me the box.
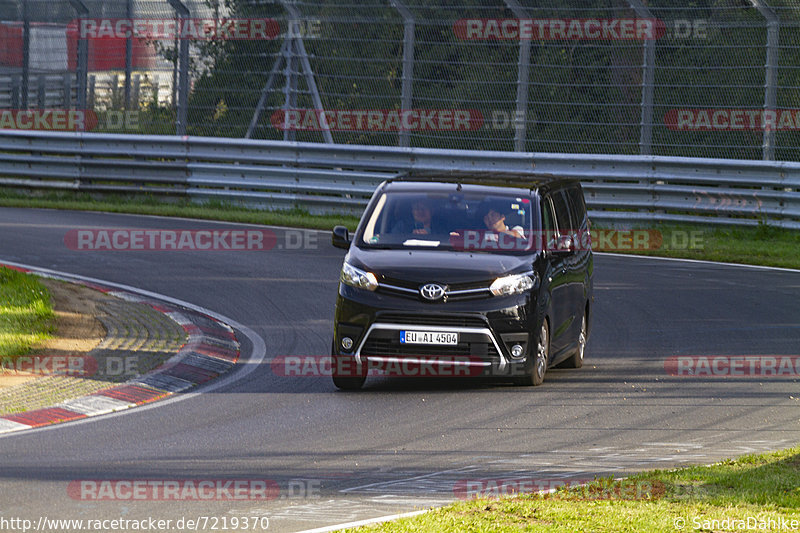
[400,330,458,345]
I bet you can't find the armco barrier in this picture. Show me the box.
[0,130,798,228]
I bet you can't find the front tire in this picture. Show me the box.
[516,320,549,386]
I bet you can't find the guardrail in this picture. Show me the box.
[0,130,798,229]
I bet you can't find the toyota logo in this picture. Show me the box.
[420,283,446,301]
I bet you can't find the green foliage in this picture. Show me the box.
[104,1,800,159]
[0,268,54,359]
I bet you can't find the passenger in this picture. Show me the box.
[483,208,524,238]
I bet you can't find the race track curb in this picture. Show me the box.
[0,263,240,434]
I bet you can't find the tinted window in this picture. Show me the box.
[550,190,572,234]
[541,197,555,232]
[565,185,587,229]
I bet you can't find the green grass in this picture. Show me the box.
[0,267,54,359]
[0,191,798,269]
[596,224,800,270]
[0,191,361,232]
[353,447,800,532]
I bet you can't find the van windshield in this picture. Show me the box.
[359,191,538,253]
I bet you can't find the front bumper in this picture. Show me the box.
[333,284,539,378]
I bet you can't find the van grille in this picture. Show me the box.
[375,313,488,328]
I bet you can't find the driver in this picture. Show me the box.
[392,199,437,235]
[410,200,434,234]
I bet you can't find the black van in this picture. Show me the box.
[330,174,593,390]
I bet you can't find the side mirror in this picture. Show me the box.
[553,234,574,255]
[332,226,351,249]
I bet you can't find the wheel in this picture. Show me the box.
[560,314,587,369]
[331,342,365,390]
[515,319,549,386]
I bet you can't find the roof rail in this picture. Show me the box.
[389,170,568,188]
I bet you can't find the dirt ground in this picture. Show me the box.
[0,278,106,388]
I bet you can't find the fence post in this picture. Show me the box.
[67,0,89,110]
[749,0,779,161]
[504,0,531,152]
[21,0,30,109]
[389,0,415,148]
[124,0,133,109]
[11,75,21,109]
[627,0,655,156]
[167,0,190,136]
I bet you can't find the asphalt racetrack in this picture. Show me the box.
[1,207,798,532]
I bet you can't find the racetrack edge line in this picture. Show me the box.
[594,251,800,273]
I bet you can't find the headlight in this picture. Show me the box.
[490,273,537,296]
[341,263,378,291]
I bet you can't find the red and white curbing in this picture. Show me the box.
[0,264,240,434]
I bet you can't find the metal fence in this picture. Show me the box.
[1,1,800,161]
[1,130,798,229]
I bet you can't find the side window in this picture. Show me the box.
[541,196,554,232]
[566,185,587,230]
[541,196,557,251]
[551,190,572,235]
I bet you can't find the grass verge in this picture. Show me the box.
[0,267,54,359]
[0,192,798,269]
[353,447,800,532]
[0,191,361,232]
[599,224,800,270]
